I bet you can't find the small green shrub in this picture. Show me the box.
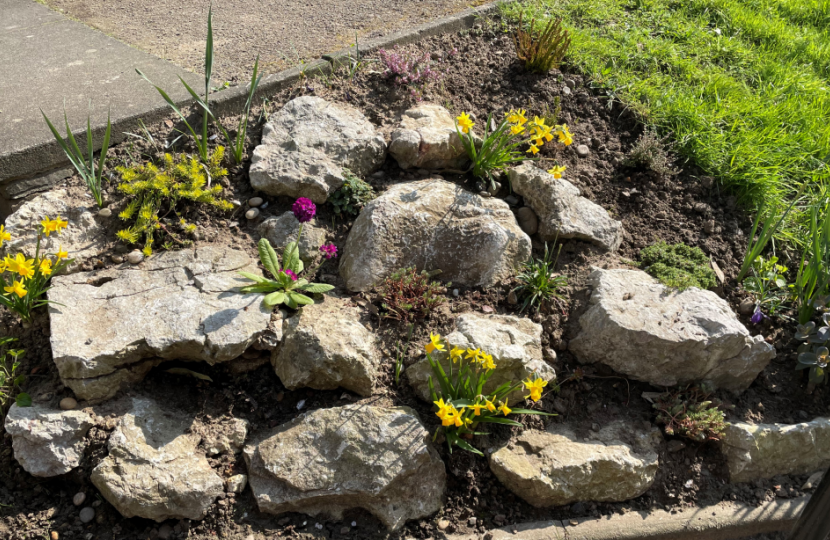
[330,169,375,217]
[115,148,233,256]
[639,242,716,290]
[624,129,677,176]
[514,14,571,73]
[0,337,28,417]
[653,385,726,442]
[512,243,568,312]
[376,267,447,321]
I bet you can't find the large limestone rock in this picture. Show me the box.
[490,421,662,507]
[244,404,445,531]
[569,268,775,393]
[508,163,623,251]
[257,211,325,264]
[2,189,107,272]
[48,246,276,401]
[273,297,380,396]
[249,96,386,202]
[91,397,224,521]
[340,178,531,291]
[722,418,830,483]
[4,404,93,477]
[389,104,468,170]
[407,313,555,401]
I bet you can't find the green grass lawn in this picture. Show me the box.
[500,0,830,242]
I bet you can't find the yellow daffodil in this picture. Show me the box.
[11,254,34,279]
[485,399,497,413]
[39,258,52,276]
[56,245,68,260]
[499,399,512,416]
[514,109,528,125]
[425,332,445,354]
[449,346,464,363]
[533,137,544,147]
[0,225,10,247]
[527,144,540,155]
[557,125,573,146]
[470,402,484,416]
[465,348,481,361]
[510,124,525,135]
[55,216,68,233]
[41,216,62,237]
[548,165,567,179]
[0,263,5,273]
[4,280,26,298]
[3,255,17,275]
[523,377,548,402]
[456,112,475,134]
[481,353,496,370]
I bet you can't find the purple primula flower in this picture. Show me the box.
[750,305,766,325]
[319,243,338,259]
[283,269,298,281]
[292,198,316,223]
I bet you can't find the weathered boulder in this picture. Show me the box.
[249,96,386,202]
[722,418,830,483]
[569,268,775,393]
[257,211,325,264]
[273,297,380,396]
[508,163,623,251]
[48,246,276,401]
[91,397,224,521]
[244,404,445,531]
[490,421,661,507]
[407,313,555,401]
[389,104,468,170]
[2,189,107,272]
[4,404,93,477]
[340,178,531,291]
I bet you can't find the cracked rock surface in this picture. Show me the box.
[48,246,275,401]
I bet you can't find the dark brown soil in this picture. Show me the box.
[0,18,825,540]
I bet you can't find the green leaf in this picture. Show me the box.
[509,408,557,416]
[240,283,280,294]
[166,368,214,382]
[263,291,285,307]
[476,416,522,427]
[284,293,298,310]
[453,437,484,456]
[283,242,300,274]
[15,393,32,407]
[257,238,281,277]
[289,292,314,305]
[239,271,268,284]
[300,283,335,294]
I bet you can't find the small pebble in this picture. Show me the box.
[245,208,260,220]
[110,255,124,264]
[468,517,477,526]
[126,250,144,265]
[565,79,576,89]
[591,423,600,432]
[437,519,450,530]
[562,86,572,96]
[739,298,755,316]
[260,202,269,209]
[158,525,173,540]
[51,532,59,540]
[72,492,86,506]
[704,220,716,234]
[507,290,518,305]
[247,197,263,207]
[97,208,112,218]
[296,399,306,410]
[79,507,95,524]
[576,144,591,157]
[59,397,77,411]
[452,289,459,297]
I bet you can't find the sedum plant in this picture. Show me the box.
[376,267,446,321]
[238,198,336,309]
[425,333,554,455]
[795,315,830,385]
[456,109,573,191]
[514,14,571,73]
[653,385,726,442]
[115,148,233,256]
[0,217,73,322]
[512,242,567,312]
[329,169,375,217]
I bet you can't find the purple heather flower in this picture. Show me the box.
[283,269,298,281]
[292,198,316,223]
[319,243,338,259]
[750,305,766,325]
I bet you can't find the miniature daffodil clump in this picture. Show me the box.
[455,109,574,191]
[0,217,73,321]
[425,333,555,455]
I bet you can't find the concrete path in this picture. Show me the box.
[0,0,201,198]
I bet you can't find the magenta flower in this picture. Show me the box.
[292,198,316,223]
[283,269,298,281]
[319,243,338,260]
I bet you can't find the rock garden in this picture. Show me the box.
[1,6,829,540]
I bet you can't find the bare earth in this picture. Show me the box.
[42,0,483,83]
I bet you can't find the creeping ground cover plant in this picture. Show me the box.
[238,198,336,309]
[425,333,554,455]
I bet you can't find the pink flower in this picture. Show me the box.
[283,269,298,281]
[319,243,338,259]
[292,198,316,223]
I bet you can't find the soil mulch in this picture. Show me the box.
[0,18,825,540]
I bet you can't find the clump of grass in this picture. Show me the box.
[512,243,568,312]
[376,267,447,321]
[640,242,717,290]
[0,338,28,418]
[514,13,572,73]
[329,169,375,217]
[624,129,678,176]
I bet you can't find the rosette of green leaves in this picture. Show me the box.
[239,238,334,309]
[796,315,830,384]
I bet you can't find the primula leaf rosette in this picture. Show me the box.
[425,332,555,455]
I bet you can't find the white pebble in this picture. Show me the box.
[452,289,459,297]
[245,208,260,220]
[59,397,77,411]
[247,197,263,207]
[126,250,144,265]
[73,492,86,506]
[296,399,306,410]
[97,208,112,218]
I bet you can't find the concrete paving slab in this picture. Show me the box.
[0,0,202,187]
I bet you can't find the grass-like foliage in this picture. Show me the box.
[640,242,716,290]
[653,384,726,442]
[425,333,554,455]
[115,148,233,256]
[736,197,797,282]
[514,13,571,73]
[329,169,375,217]
[792,200,830,324]
[512,243,568,312]
[796,314,830,385]
[624,129,678,176]
[377,267,446,321]
[41,109,111,208]
[0,337,28,418]
[210,56,263,164]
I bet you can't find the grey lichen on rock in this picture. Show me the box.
[249,96,386,202]
[569,268,775,393]
[243,404,446,531]
[339,178,531,291]
[389,103,468,170]
[489,420,662,507]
